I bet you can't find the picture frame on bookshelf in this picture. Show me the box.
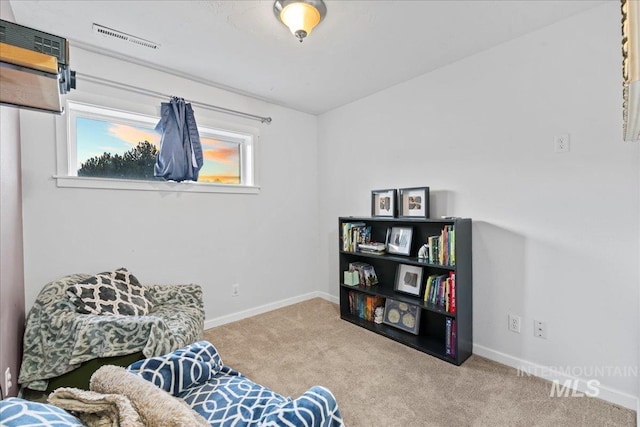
[371,189,397,217]
[383,298,421,335]
[394,263,424,297]
[398,187,430,218]
[387,226,413,255]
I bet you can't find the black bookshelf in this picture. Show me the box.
[338,216,472,365]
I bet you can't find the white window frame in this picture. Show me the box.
[55,100,259,194]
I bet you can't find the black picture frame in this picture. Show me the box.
[383,298,421,335]
[371,189,397,217]
[386,226,413,256]
[398,187,430,218]
[394,263,424,297]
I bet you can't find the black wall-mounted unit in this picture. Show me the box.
[0,19,75,113]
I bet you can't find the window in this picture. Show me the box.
[56,101,258,194]
[75,116,161,180]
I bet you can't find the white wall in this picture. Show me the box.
[20,46,320,324]
[318,3,639,406]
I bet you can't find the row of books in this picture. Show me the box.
[445,317,457,358]
[423,272,456,313]
[348,262,379,286]
[347,292,385,321]
[426,225,455,266]
[341,222,371,252]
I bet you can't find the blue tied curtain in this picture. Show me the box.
[154,97,204,182]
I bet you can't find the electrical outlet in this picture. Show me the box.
[534,320,547,339]
[508,314,521,333]
[554,134,570,153]
[4,367,12,395]
[232,283,239,297]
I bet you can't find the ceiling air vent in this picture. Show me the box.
[92,24,160,50]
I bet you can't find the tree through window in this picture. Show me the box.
[69,102,252,186]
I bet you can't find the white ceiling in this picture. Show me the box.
[8,0,605,115]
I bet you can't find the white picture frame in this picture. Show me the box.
[387,226,413,256]
[394,263,424,297]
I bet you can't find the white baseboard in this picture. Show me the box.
[474,344,639,411]
[319,291,339,304]
[204,291,337,330]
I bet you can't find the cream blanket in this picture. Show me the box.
[90,365,209,427]
[48,387,144,427]
[49,365,209,427]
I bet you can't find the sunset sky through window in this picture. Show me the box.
[76,117,240,183]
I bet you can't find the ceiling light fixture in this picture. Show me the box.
[274,0,326,43]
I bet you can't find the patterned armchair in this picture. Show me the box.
[18,271,204,391]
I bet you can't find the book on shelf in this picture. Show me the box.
[362,264,379,286]
[348,262,378,286]
[438,229,449,265]
[347,291,385,322]
[423,271,456,313]
[359,249,385,255]
[348,292,354,320]
[427,235,438,264]
[358,242,386,255]
[445,317,457,358]
[348,262,368,285]
[359,242,385,251]
[451,318,457,358]
[425,225,455,266]
[444,317,458,357]
[341,222,371,252]
[449,272,456,314]
[445,317,452,356]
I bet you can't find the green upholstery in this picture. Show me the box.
[45,352,144,392]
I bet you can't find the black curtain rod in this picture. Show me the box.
[75,72,272,124]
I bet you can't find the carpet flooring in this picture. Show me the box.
[203,298,635,427]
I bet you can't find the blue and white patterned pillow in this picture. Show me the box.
[127,340,223,395]
[126,341,345,427]
[0,397,85,426]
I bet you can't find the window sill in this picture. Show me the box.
[54,176,260,194]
